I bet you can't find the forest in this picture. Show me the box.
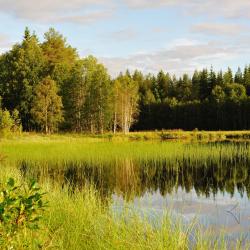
[0,27,250,134]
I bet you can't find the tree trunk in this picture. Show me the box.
[45,107,48,134]
[113,112,117,134]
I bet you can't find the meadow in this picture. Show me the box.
[0,133,250,249]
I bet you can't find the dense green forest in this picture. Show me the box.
[0,27,250,134]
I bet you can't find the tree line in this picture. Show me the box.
[134,66,250,130]
[0,27,250,134]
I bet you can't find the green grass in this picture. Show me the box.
[1,134,249,166]
[3,130,250,142]
[0,134,250,249]
[0,168,241,250]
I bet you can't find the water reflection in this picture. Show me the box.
[19,145,250,241]
[19,156,250,201]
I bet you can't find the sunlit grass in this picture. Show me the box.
[0,167,240,250]
[1,134,249,167]
[0,134,250,249]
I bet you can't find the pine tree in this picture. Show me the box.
[243,65,250,96]
[216,70,224,86]
[191,70,200,100]
[223,67,233,84]
[199,69,209,101]
[208,67,217,95]
[42,28,78,115]
[234,67,243,84]
[0,28,45,130]
[176,74,192,102]
[156,70,170,102]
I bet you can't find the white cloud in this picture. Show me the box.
[0,0,249,77]
[123,0,250,19]
[191,23,246,36]
[54,9,114,24]
[99,40,242,77]
[122,0,174,9]
[165,38,202,49]
[187,0,250,19]
[0,0,250,25]
[0,0,115,23]
[0,0,250,24]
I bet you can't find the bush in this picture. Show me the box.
[0,178,47,249]
[0,109,22,137]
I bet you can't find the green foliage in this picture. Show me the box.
[0,27,250,132]
[42,28,78,70]
[0,108,22,137]
[225,83,247,102]
[31,76,63,133]
[223,67,234,84]
[64,56,113,133]
[82,56,113,133]
[42,27,78,93]
[235,67,244,84]
[113,72,139,133]
[0,178,47,249]
[11,109,22,133]
[156,70,170,102]
[176,73,192,102]
[0,110,13,133]
[211,85,226,103]
[0,28,45,130]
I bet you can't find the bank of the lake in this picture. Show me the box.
[0,134,250,249]
[2,130,250,142]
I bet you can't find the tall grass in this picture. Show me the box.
[0,135,250,249]
[0,167,237,250]
[1,136,249,166]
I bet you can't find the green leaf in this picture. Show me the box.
[29,180,37,189]
[7,178,15,187]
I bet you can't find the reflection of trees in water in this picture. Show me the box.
[19,157,250,201]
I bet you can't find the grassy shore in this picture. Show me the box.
[0,133,249,249]
[0,167,243,250]
[114,130,250,141]
[1,133,249,167]
[3,130,250,142]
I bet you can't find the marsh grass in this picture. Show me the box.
[1,135,249,167]
[0,135,250,249]
[0,166,249,249]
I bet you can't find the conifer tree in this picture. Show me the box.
[223,67,233,84]
[0,27,45,129]
[234,67,243,84]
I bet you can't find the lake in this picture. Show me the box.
[13,140,250,243]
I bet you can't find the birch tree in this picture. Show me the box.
[113,73,139,134]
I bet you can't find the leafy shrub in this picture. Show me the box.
[0,109,22,137]
[0,178,47,249]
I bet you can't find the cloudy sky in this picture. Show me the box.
[0,0,249,76]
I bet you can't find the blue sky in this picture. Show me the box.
[0,0,249,77]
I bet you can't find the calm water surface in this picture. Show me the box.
[20,141,250,241]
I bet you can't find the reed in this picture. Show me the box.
[0,135,249,249]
